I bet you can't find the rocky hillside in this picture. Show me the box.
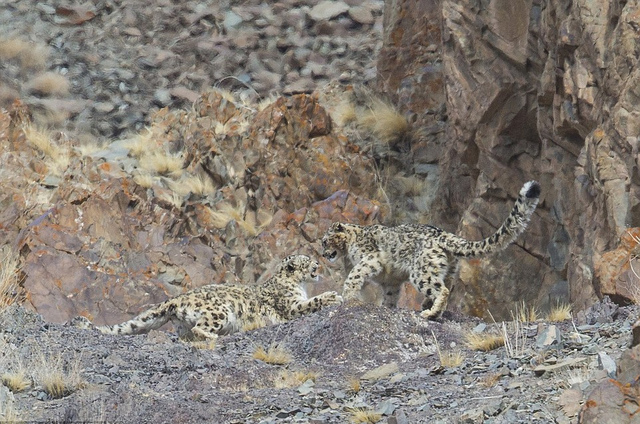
[2,0,640,422]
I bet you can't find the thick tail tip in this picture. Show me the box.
[522,181,541,199]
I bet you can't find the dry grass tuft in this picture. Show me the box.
[479,373,502,388]
[0,247,21,312]
[167,174,216,197]
[122,129,155,159]
[333,99,357,126]
[132,172,155,189]
[503,311,529,358]
[465,331,505,352]
[26,72,70,96]
[546,303,572,322]
[2,370,30,393]
[32,352,85,399]
[257,95,278,111]
[189,339,217,350]
[274,369,318,388]
[0,396,18,422]
[252,343,292,365]
[157,190,184,209]
[515,301,538,323]
[241,316,268,333]
[138,151,184,177]
[0,38,49,69]
[349,408,382,424]
[347,376,361,393]
[22,125,71,176]
[432,331,464,368]
[207,203,272,236]
[358,99,408,145]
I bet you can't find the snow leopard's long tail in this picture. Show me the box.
[440,181,541,257]
[96,301,175,335]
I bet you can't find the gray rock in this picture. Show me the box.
[536,324,562,350]
[597,352,617,378]
[308,1,350,21]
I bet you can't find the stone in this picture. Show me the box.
[536,324,562,350]
[597,352,616,378]
[308,1,350,21]
[348,6,374,25]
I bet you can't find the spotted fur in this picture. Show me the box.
[74,255,342,340]
[321,181,541,319]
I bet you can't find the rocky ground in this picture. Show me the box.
[1,298,639,423]
[0,0,383,142]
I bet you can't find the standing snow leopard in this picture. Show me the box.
[321,181,541,319]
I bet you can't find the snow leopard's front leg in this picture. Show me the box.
[288,291,343,318]
[342,254,384,300]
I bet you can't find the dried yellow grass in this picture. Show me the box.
[241,316,268,332]
[257,95,278,111]
[432,331,464,367]
[132,172,155,189]
[349,408,382,424]
[0,396,18,422]
[252,344,292,365]
[189,339,217,350]
[207,203,272,236]
[0,246,21,311]
[0,38,49,69]
[546,303,572,322]
[465,331,505,352]
[157,190,184,209]
[358,99,408,145]
[214,88,237,103]
[333,99,357,126]
[479,373,502,388]
[347,376,361,393]
[274,369,318,388]
[26,72,70,96]
[123,129,156,159]
[516,301,539,323]
[138,151,184,177]
[167,174,216,197]
[32,352,85,399]
[2,370,30,393]
[22,125,71,176]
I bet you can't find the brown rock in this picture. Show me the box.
[595,228,640,305]
[580,344,640,423]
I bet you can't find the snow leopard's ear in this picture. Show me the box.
[286,263,296,273]
[332,222,345,232]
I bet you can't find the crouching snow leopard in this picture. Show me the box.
[73,255,342,340]
[321,181,541,319]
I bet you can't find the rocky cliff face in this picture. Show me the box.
[378,0,640,319]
